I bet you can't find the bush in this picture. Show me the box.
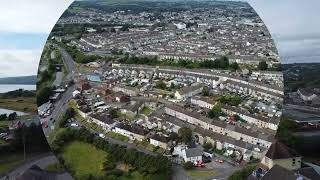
[228,165,256,180]
[183,161,194,170]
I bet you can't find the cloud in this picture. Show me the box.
[248,0,320,63]
[0,49,42,77]
[0,0,73,33]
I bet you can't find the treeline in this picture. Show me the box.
[0,112,17,121]
[119,55,239,70]
[51,128,172,180]
[0,89,35,98]
[61,44,101,64]
[0,123,50,154]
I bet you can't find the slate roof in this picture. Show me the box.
[265,141,300,160]
[185,147,203,158]
[260,165,298,180]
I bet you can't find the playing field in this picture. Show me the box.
[62,141,108,179]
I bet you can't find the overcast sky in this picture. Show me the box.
[0,0,319,77]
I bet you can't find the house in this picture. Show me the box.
[89,113,115,130]
[174,84,203,100]
[77,80,91,91]
[120,101,144,116]
[149,134,169,149]
[172,145,203,163]
[114,92,130,102]
[72,90,81,98]
[113,123,149,141]
[261,141,302,170]
[87,74,102,82]
[190,96,216,109]
[113,85,139,96]
[165,104,274,150]
[183,147,203,163]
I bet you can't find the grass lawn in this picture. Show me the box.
[0,121,9,129]
[140,107,153,115]
[44,163,65,173]
[62,141,108,179]
[186,170,219,178]
[106,131,129,142]
[0,97,37,113]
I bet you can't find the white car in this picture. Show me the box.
[99,134,105,138]
[70,123,78,127]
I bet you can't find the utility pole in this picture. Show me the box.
[22,126,26,161]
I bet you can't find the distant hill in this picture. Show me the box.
[0,75,37,85]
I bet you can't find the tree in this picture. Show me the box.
[109,108,119,119]
[203,142,213,151]
[229,62,239,71]
[183,161,194,170]
[229,165,256,180]
[0,114,7,121]
[155,80,167,90]
[208,104,222,118]
[178,127,192,143]
[168,132,179,141]
[37,86,53,106]
[258,61,268,70]
[8,112,17,120]
[202,86,209,96]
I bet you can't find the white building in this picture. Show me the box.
[175,84,203,100]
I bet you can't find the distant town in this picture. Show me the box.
[33,1,319,180]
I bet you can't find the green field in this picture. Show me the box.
[0,97,37,113]
[62,141,108,179]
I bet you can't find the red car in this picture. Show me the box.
[194,160,205,167]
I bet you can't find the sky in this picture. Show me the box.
[0,0,319,77]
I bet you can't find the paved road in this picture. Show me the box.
[42,46,78,136]
[42,85,75,136]
[0,153,73,180]
[59,47,78,80]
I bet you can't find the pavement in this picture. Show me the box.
[0,153,73,180]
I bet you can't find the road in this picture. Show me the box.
[0,153,73,180]
[42,46,78,136]
[42,85,75,136]
[59,47,78,80]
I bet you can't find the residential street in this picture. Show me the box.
[0,153,73,180]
